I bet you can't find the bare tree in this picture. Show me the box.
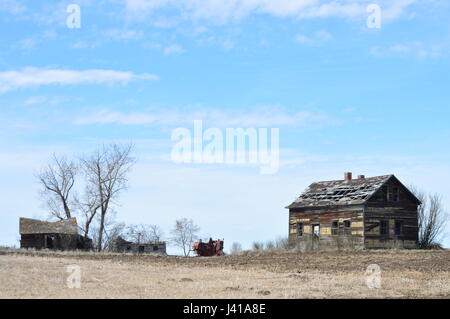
[275,237,294,250]
[36,155,77,220]
[170,218,200,256]
[103,221,126,252]
[230,242,242,255]
[81,143,135,251]
[410,186,448,249]
[148,224,164,242]
[74,186,101,239]
[252,241,264,251]
[125,224,164,243]
[89,211,126,252]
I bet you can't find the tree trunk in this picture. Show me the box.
[62,199,71,219]
[98,211,105,252]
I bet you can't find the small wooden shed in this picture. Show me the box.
[115,236,166,254]
[19,217,92,250]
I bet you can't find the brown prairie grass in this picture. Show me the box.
[0,248,449,299]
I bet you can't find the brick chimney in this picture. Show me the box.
[358,175,365,179]
[344,172,352,181]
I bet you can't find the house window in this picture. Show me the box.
[296,223,303,237]
[391,187,399,202]
[331,220,339,235]
[343,220,351,235]
[153,245,159,251]
[380,220,389,235]
[395,220,403,236]
[138,245,145,253]
[381,185,388,201]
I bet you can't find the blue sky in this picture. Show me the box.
[1,0,450,252]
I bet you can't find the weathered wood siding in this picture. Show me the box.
[116,242,167,254]
[20,233,92,250]
[287,175,420,250]
[289,206,365,250]
[364,178,419,249]
[20,234,46,249]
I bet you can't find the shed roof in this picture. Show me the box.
[19,217,78,235]
[286,174,394,209]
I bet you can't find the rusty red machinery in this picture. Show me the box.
[192,238,224,256]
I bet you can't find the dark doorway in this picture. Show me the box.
[45,235,54,249]
[138,245,145,253]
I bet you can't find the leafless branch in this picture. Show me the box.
[36,155,78,220]
[170,218,200,256]
[80,143,135,251]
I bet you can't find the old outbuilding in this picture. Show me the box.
[19,217,92,250]
[286,173,420,250]
[115,236,166,254]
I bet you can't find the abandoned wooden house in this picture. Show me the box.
[115,236,166,254]
[286,173,420,249]
[19,217,92,250]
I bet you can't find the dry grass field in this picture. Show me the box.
[0,248,449,298]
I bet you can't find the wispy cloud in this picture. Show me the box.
[104,29,143,41]
[0,0,26,15]
[0,68,159,93]
[123,0,416,24]
[25,96,70,105]
[73,106,336,128]
[370,42,443,59]
[163,44,185,55]
[14,38,37,51]
[295,30,332,45]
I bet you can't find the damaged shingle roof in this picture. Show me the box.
[287,175,393,209]
[19,217,78,235]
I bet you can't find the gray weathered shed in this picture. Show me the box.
[19,217,92,250]
[115,236,166,254]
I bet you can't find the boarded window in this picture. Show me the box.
[395,220,403,236]
[380,220,389,235]
[331,220,339,235]
[296,223,303,237]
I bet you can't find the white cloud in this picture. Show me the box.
[71,41,101,49]
[0,68,159,93]
[370,42,443,59]
[73,106,335,128]
[123,0,416,24]
[0,0,26,15]
[18,38,37,50]
[220,39,235,51]
[104,29,143,41]
[381,0,416,22]
[163,44,185,55]
[25,96,69,105]
[295,30,332,45]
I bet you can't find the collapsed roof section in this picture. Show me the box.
[287,174,393,209]
[19,217,78,235]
